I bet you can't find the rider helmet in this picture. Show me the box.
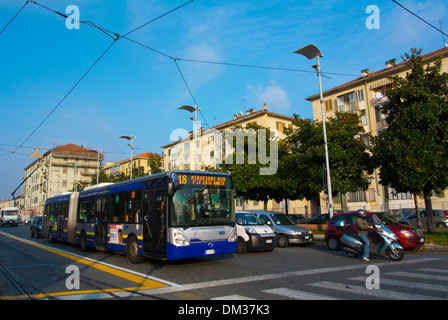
[356,209,367,219]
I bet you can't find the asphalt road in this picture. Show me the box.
[1,225,447,305]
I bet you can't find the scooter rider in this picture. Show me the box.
[355,209,371,262]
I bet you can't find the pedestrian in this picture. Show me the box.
[355,209,371,262]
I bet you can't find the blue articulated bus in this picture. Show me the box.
[43,171,237,263]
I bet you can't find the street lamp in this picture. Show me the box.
[119,134,136,180]
[178,104,201,171]
[294,44,334,218]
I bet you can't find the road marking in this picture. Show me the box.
[263,287,342,300]
[212,295,255,300]
[308,281,445,300]
[386,271,448,281]
[417,267,448,274]
[137,257,441,296]
[349,276,448,293]
[0,231,174,299]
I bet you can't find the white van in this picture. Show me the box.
[1,207,21,227]
[235,212,277,253]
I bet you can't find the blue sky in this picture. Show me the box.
[0,0,447,200]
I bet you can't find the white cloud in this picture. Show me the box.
[245,82,290,112]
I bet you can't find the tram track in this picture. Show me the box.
[0,232,168,300]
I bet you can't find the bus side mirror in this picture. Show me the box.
[168,182,175,196]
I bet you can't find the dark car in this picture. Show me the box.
[325,211,425,251]
[399,210,448,229]
[288,214,307,224]
[306,213,330,224]
[30,216,43,238]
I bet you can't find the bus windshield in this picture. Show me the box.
[169,174,235,229]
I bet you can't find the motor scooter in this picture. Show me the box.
[335,220,404,261]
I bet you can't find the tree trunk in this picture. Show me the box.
[413,193,422,229]
[423,191,435,232]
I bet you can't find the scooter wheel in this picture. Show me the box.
[386,247,404,261]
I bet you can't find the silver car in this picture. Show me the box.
[238,210,313,247]
[399,209,448,229]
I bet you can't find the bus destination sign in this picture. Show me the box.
[177,173,227,187]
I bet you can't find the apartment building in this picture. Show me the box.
[305,47,448,214]
[23,143,103,216]
[161,104,313,213]
[102,152,164,178]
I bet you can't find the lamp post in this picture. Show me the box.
[119,134,136,180]
[294,44,334,218]
[178,104,201,171]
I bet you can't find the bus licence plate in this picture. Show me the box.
[205,249,215,255]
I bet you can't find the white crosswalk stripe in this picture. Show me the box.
[385,271,448,281]
[262,288,343,300]
[307,281,443,300]
[349,276,448,293]
[210,268,448,300]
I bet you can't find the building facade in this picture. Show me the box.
[102,152,164,178]
[162,104,313,214]
[306,47,448,214]
[23,144,103,217]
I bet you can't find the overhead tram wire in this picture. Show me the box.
[392,0,448,38]
[0,0,30,36]
[6,0,359,155]
[8,1,195,156]
[11,40,118,156]
[120,0,195,38]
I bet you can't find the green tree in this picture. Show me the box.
[281,112,373,210]
[216,123,290,211]
[371,48,448,231]
[147,153,164,174]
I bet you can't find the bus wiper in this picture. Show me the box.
[183,220,201,230]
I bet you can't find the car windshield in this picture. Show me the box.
[270,214,295,225]
[375,212,398,225]
[236,213,263,226]
[4,211,18,216]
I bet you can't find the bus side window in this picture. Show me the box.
[49,204,55,222]
[78,200,92,223]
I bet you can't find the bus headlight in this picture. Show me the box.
[228,228,237,242]
[170,230,190,247]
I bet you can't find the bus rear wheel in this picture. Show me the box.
[127,235,146,264]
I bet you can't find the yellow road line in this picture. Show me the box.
[0,231,169,299]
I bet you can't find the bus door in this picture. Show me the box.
[56,203,67,240]
[143,190,167,257]
[94,197,109,247]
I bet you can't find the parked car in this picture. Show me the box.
[288,214,307,224]
[399,210,448,229]
[240,210,313,248]
[306,213,330,225]
[30,216,43,238]
[325,211,425,251]
[235,212,277,253]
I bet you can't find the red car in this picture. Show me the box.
[325,211,425,250]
